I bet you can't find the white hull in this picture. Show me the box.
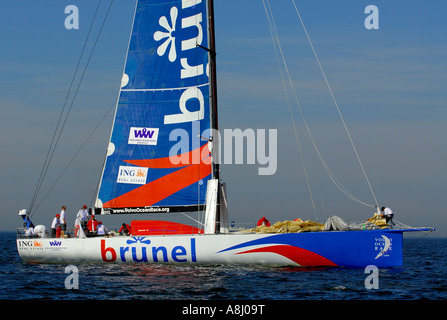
[17,234,293,265]
[16,229,420,268]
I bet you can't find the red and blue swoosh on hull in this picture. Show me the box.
[218,234,338,267]
[233,244,337,267]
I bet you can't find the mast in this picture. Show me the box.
[207,0,219,181]
[204,0,222,233]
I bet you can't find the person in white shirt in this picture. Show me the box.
[76,205,89,220]
[76,205,89,234]
[25,225,35,237]
[51,214,60,238]
[60,205,67,237]
[97,221,109,236]
[380,206,394,224]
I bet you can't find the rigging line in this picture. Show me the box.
[88,102,118,209]
[262,0,318,221]
[88,103,116,208]
[29,0,104,215]
[180,212,205,227]
[402,228,434,252]
[31,101,116,217]
[291,0,379,208]
[195,37,203,225]
[30,0,115,216]
[93,0,138,210]
[265,0,375,209]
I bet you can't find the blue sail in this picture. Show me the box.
[96,0,212,214]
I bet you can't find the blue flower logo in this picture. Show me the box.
[154,6,178,62]
[126,237,151,245]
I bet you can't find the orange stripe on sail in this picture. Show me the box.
[103,144,212,208]
[103,162,211,208]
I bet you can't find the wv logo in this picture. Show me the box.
[128,127,159,146]
[49,240,62,246]
[134,128,155,139]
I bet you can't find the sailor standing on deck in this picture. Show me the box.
[87,215,99,234]
[60,205,67,237]
[76,205,89,233]
[50,214,60,238]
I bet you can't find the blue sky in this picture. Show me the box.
[1,0,446,236]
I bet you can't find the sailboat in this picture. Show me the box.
[16,0,434,267]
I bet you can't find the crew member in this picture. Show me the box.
[60,205,67,237]
[87,215,99,234]
[381,206,394,224]
[51,214,60,238]
[76,205,89,232]
[257,217,271,227]
[119,223,132,236]
[97,221,109,236]
[25,224,35,237]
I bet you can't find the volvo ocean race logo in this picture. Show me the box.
[374,235,392,259]
[117,166,148,185]
[128,127,159,145]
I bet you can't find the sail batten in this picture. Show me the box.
[96,0,212,214]
[121,83,209,92]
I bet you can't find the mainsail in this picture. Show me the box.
[96,0,213,214]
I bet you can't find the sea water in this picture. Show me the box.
[1,232,446,301]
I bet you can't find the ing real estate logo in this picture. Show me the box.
[18,240,43,251]
[117,166,149,185]
[18,239,67,251]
